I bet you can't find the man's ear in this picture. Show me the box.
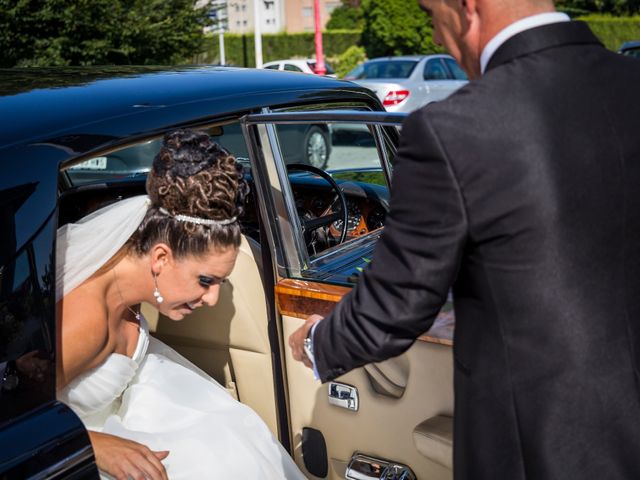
[461,0,478,26]
[149,243,173,275]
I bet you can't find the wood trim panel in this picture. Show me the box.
[275,278,454,346]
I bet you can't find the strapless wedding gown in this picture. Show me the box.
[58,317,306,479]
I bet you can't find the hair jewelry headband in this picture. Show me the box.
[159,207,237,226]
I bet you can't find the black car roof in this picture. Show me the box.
[0,65,379,160]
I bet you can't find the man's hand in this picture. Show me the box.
[288,314,323,369]
[89,431,169,480]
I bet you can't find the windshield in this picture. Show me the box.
[345,60,418,80]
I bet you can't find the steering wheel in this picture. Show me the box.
[286,163,348,246]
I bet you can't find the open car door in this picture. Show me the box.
[242,111,455,480]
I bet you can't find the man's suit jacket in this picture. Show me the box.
[313,21,640,479]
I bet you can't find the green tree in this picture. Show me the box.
[326,0,364,30]
[0,0,211,67]
[360,0,441,58]
[334,45,366,77]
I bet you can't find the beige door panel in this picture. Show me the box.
[283,315,454,480]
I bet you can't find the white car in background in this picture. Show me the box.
[344,54,468,112]
[262,58,337,77]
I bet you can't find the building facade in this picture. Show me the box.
[283,0,341,33]
[218,0,341,34]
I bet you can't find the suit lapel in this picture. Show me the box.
[485,21,603,73]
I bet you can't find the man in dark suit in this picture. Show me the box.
[289,0,640,478]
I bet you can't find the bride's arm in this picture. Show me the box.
[89,431,169,480]
[56,296,109,390]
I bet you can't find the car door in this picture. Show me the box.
[242,110,455,480]
[0,150,98,478]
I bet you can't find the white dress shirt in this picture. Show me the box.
[480,12,571,74]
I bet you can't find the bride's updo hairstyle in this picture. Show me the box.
[128,129,248,259]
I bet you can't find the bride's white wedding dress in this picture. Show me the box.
[58,317,306,479]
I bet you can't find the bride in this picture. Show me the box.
[56,129,306,480]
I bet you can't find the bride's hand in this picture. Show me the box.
[89,431,169,480]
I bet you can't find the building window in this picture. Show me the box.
[326,1,340,13]
[302,7,312,17]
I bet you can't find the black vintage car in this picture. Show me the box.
[0,66,455,479]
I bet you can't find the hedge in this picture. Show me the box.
[195,30,362,67]
[194,17,640,68]
[578,15,640,50]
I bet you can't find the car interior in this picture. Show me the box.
[58,117,455,480]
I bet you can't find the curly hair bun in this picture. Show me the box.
[147,129,248,222]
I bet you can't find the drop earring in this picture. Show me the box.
[153,273,164,304]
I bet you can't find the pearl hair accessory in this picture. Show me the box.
[153,273,164,304]
[159,207,237,226]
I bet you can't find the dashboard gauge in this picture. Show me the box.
[333,201,362,232]
[366,207,386,230]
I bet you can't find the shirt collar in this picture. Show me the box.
[480,12,571,74]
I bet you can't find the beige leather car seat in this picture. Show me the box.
[141,235,279,436]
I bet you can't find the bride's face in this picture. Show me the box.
[155,246,239,321]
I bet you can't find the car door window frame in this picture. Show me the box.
[242,110,405,279]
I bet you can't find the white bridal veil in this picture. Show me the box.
[56,195,150,301]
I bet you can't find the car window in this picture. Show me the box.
[444,57,468,80]
[284,64,303,72]
[65,123,251,187]
[423,59,449,80]
[348,60,417,80]
[209,122,250,161]
[65,139,162,185]
[264,64,280,70]
[266,121,392,260]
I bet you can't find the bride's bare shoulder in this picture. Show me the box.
[56,286,110,389]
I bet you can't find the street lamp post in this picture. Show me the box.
[219,25,226,65]
[208,1,227,65]
[313,0,326,75]
[254,0,263,68]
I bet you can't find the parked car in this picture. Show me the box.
[0,66,455,479]
[619,40,640,58]
[344,54,468,113]
[262,58,337,77]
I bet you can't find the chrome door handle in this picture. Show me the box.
[328,382,358,411]
[346,453,416,480]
